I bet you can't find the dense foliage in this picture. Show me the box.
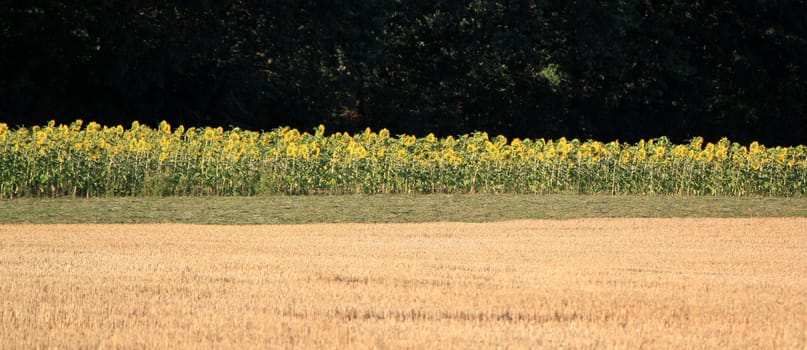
[1,121,804,197]
[1,1,805,145]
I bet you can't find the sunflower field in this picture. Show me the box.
[0,120,805,198]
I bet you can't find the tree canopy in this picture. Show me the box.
[1,1,805,145]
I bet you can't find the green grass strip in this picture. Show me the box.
[2,194,806,224]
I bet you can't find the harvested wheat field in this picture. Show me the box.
[2,218,806,349]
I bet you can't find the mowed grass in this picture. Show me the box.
[2,194,807,224]
[2,219,806,348]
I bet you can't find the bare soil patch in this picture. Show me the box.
[2,218,806,348]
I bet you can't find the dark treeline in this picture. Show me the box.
[1,1,805,145]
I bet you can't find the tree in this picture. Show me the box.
[1,1,805,144]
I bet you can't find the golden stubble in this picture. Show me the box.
[1,218,806,349]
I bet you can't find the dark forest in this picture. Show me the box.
[1,1,805,145]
